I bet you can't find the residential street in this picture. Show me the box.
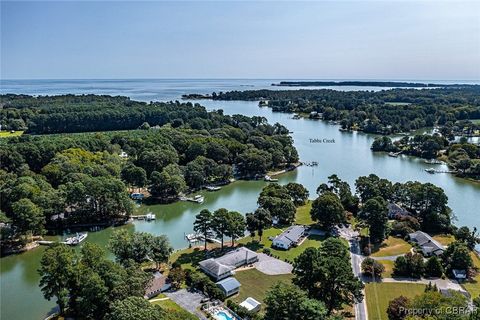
[338,226,368,320]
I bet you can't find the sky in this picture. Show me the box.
[1,1,479,80]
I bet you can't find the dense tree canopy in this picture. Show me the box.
[0,94,297,245]
[209,87,480,134]
[293,238,364,314]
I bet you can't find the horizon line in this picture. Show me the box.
[1,77,480,82]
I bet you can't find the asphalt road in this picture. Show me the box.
[338,226,368,320]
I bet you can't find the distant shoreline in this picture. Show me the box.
[271,81,478,88]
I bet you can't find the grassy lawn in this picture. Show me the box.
[0,130,23,138]
[150,295,197,320]
[371,237,412,257]
[377,260,395,278]
[432,234,455,246]
[365,282,426,320]
[463,252,480,298]
[230,268,293,304]
[295,201,314,225]
[170,202,321,268]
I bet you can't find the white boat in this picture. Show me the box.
[205,186,221,191]
[264,175,279,182]
[145,213,156,221]
[388,152,399,158]
[425,168,436,174]
[193,195,204,203]
[64,232,88,246]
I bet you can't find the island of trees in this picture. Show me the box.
[0,94,298,254]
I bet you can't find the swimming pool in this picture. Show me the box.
[215,311,235,320]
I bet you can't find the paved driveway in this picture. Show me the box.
[165,289,207,319]
[254,253,293,275]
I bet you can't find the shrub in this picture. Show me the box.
[263,248,271,255]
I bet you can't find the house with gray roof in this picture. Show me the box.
[409,231,445,256]
[272,225,306,250]
[387,202,409,219]
[198,247,258,281]
[216,277,241,297]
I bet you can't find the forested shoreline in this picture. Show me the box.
[0,94,298,253]
[271,81,476,88]
[207,87,480,134]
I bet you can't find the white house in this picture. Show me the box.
[198,247,259,281]
[272,225,306,250]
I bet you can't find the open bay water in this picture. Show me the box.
[1,79,479,319]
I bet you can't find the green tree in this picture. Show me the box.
[361,196,388,244]
[193,209,213,250]
[310,191,345,229]
[168,266,186,290]
[361,257,385,278]
[77,268,109,319]
[225,211,246,247]
[393,252,425,278]
[149,168,186,199]
[11,198,45,237]
[293,239,364,314]
[264,283,330,320]
[38,244,77,315]
[246,208,272,241]
[121,164,147,191]
[212,208,229,250]
[109,230,155,265]
[386,296,409,320]
[442,241,473,272]
[424,256,444,277]
[151,235,173,269]
[455,226,479,250]
[285,182,309,206]
[108,296,166,320]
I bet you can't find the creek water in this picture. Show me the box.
[1,79,479,320]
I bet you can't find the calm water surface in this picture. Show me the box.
[1,79,479,320]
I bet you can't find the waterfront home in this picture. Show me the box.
[144,272,171,299]
[216,277,241,297]
[408,231,445,256]
[272,225,306,250]
[198,247,259,281]
[239,297,261,312]
[387,202,410,219]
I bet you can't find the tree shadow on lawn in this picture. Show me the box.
[243,241,265,252]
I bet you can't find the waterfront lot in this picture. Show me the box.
[463,252,480,298]
[230,268,293,304]
[371,237,412,257]
[365,283,426,320]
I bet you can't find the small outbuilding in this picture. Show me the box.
[452,269,467,280]
[216,277,241,297]
[239,297,261,312]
